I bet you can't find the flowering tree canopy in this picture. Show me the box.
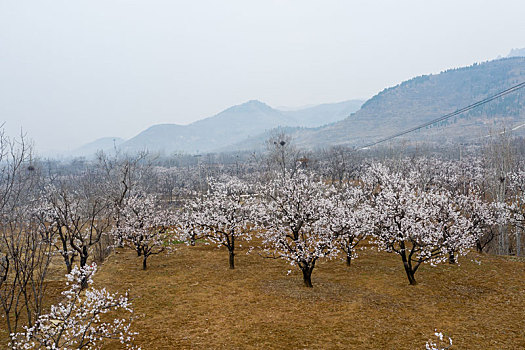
[366,163,475,285]
[255,171,339,287]
[10,264,138,350]
[182,175,253,269]
[114,193,174,270]
[325,183,375,266]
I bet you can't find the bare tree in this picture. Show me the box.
[319,145,361,186]
[0,211,53,335]
[265,131,302,179]
[0,131,53,335]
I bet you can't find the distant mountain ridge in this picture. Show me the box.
[287,57,525,149]
[73,99,364,156]
[220,57,525,152]
[73,56,525,157]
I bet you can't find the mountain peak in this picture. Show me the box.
[236,100,272,109]
[225,100,273,113]
[244,99,267,106]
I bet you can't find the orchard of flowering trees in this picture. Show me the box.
[1,125,525,348]
[178,152,518,287]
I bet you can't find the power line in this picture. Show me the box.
[356,81,525,150]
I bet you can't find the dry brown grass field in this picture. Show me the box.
[92,242,525,350]
[2,243,524,349]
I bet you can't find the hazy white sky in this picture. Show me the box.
[1,0,524,153]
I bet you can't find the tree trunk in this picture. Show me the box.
[399,245,417,285]
[80,254,89,290]
[228,233,235,269]
[345,239,354,266]
[5,313,12,336]
[402,262,417,285]
[80,254,88,268]
[65,257,72,274]
[516,227,522,257]
[345,253,352,266]
[228,250,235,269]
[301,266,314,288]
[142,255,148,270]
[448,251,456,264]
[79,245,89,268]
[476,240,483,253]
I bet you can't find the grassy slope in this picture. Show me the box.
[94,243,525,350]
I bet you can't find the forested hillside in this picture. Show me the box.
[288,57,525,149]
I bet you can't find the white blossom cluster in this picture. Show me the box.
[425,331,453,350]
[10,264,138,349]
[325,183,375,265]
[508,169,525,228]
